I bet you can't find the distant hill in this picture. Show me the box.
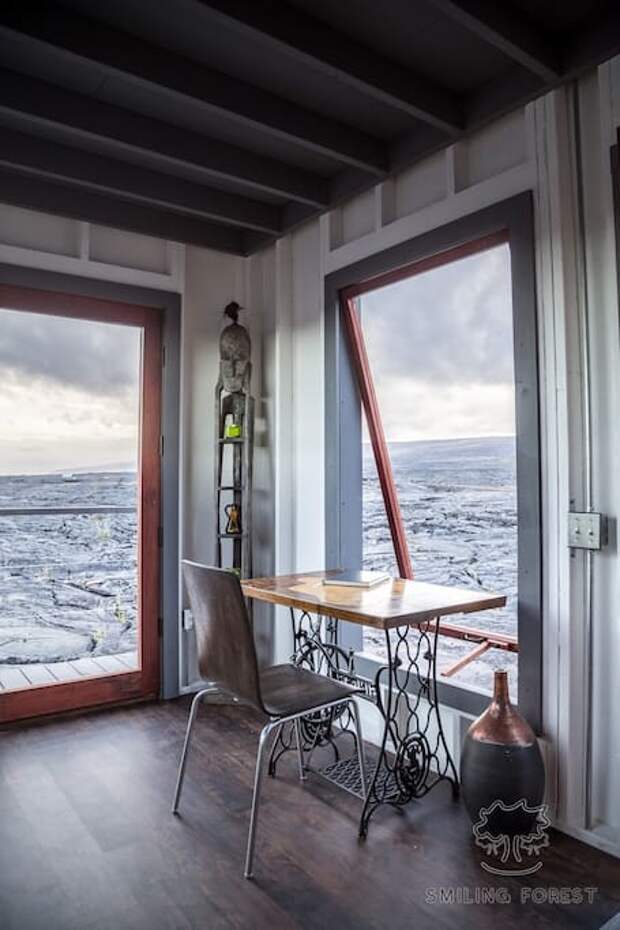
[53,463,136,475]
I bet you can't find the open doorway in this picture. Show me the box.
[0,284,161,722]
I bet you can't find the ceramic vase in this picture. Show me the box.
[460,670,545,835]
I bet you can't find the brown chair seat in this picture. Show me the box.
[260,663,359,717]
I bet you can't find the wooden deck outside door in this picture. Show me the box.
[0,284,161,723]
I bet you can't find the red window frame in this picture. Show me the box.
[340,231,508,579]
[339,231,518,665]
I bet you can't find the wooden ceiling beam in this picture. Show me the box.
[0,170,247,254]
[0,70,329,208]
[0,128,283,235]
[465,66,543,127]
[466,4,620,130]
[562,6,620,76]
[0,3,388,175]
[1,2,616,259]
[196,0,462,134]
[426,0,560,82]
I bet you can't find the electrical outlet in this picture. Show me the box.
[567,512,606,550]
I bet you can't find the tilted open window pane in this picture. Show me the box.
[359,243,518,697]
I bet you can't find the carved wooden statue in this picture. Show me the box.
[216,301,252,434]
[214,302,254,578]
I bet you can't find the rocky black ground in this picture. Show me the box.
[0,471,137,665]
[363,436,518,696]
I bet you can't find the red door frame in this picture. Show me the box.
[0,284,161,723]
[340,230,509,581]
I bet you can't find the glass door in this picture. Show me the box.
[0,285,161,722]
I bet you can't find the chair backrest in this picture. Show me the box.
[182,561,264,711]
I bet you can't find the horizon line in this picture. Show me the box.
[0,467,136,479]
[363,433,516,445]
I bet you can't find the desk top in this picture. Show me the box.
[241,571,506,631]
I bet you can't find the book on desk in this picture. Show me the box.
[322,571,391,589]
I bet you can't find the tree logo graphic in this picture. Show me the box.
[472,799,551,875]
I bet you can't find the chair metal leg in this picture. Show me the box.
[171,688,215,814]
[267,721,284,776]
[294,717,306,781]
[350,698,367,800]
[244,722,274,879]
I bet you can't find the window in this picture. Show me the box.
[356,242,518,695]
[325,194,541,726]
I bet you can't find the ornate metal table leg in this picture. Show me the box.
[359,617,459,838]
[267,608,360,778]
[267,717,326,776]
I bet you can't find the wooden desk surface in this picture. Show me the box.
[242,571,506,630]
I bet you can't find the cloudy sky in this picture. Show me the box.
[360,243,515,442]
[0,243,513,475]
[0,308,140,475]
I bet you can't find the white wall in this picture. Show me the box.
[250,61,620,858]
[577,63,620,847]
[0,206,184,291]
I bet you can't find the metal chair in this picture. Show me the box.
[172,560,366,879]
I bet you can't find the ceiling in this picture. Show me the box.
[0,0,617,255]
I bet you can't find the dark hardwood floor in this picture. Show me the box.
[1,698,618,930]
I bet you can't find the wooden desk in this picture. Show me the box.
[243,571,506,837]
[242,570,505,630]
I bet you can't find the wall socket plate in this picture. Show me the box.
[568,512,606,550]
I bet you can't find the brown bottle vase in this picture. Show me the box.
[460,671,545,835]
